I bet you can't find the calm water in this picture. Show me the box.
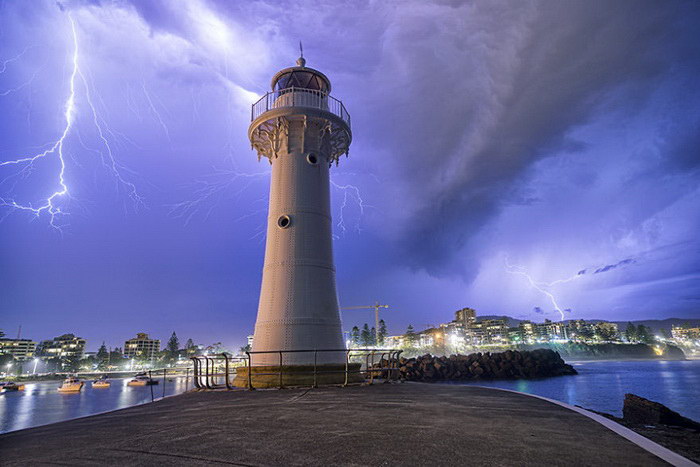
[0,376,191,434]
[1,361,699,434]
[455,359,700,420]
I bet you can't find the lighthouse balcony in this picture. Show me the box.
[249,87,352,163]
[251,87,351,129]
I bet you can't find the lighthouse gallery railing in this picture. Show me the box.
[251,87,351,128]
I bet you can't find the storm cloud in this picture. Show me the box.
[1,0,699,348]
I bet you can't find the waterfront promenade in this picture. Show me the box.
[0,383,675,465]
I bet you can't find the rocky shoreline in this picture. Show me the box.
[590,394,700,464]
[385,348,577,382]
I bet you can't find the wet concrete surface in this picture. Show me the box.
[0,382,669,466]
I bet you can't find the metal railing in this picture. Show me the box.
[251,87,351,128]
[190,348,401,390]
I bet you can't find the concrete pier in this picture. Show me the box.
[0,383,673,465]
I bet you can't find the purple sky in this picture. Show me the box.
[1,0,699,351]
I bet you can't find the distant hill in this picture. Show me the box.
[476,316,700,333]
[610,318,700,334]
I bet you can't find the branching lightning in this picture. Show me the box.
[504,258,576,320]
[0,15,142,229]
[168,163,268,225]
[331,179,371,237]
[504,256,636,320]
[141,81,171,143]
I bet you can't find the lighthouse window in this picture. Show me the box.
[306,153,318,165]
[277,215,291,229]
[275,71,328,92]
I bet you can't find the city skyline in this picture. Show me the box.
[2,1,700,351]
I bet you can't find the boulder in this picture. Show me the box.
[623,394,700,429]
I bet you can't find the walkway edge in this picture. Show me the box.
[470,385,698,467]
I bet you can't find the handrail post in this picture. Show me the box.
[163,368,166,397]
[278,351,284,389]
[365,352,371,385]
[344,350,350,387]
[223,352,233,390]
[193,358,200,389]
[246,351,253,390]
[313,350,318,389]
[186,367,190,391]
[205,356,212,389]
[149,370,154,402]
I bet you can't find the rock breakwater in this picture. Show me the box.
[386,349,577,382]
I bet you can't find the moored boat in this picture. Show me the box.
[57,376,83,392]
[127,373,158,386]
[92,375,111,388]
[1,382,25,391]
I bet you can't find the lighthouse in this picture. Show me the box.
[236,54,352,386]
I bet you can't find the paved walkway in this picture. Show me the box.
[0,383,672,466]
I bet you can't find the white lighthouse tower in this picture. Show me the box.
[237,55,352,385]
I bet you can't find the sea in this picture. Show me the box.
[1,360,699,434]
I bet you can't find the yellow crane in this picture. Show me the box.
[340,302,390,342]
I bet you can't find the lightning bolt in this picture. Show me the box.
[169,162,268,225]
[0,46,32,74]
[141,81,171,143]
[0,15,142,229]
[504,257,576,320]
[330,179,370,237]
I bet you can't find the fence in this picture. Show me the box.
[190,348,402,390]
[251,87,351,128]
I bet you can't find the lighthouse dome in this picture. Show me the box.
[271,59,331,93]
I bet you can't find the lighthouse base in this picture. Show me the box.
[233,363,363,388]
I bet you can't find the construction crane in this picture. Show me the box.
[340,302,390,342]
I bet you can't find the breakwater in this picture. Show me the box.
[390,349,577,382]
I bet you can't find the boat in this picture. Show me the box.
[127,373,159,386]
[57,376,83,392]
[92,375,111,388]
[1,382,25,391]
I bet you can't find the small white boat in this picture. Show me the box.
[1,382,25,391]
[92,376,110,388]
[57,376,83,392]
[127,374,158,386]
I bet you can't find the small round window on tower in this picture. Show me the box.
[277,215,291,229]
[306,153,318,165]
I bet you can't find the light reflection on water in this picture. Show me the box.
[454,359,700,419]
[0,376,191,434]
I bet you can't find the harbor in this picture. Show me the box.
[0,375,190,434]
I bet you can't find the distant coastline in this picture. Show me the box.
[515,342,685,361]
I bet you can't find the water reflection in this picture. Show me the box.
[1,376,191,434]
[459,360,699,419]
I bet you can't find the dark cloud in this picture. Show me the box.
[1,0,699,348]
[372,1,700,278]
[594,259,636,274]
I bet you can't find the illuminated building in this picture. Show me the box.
[38,334,86,360]
[0,338,37,361]
[454,308,476,327]
[124,333,161,361]
[672,326,700,341]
